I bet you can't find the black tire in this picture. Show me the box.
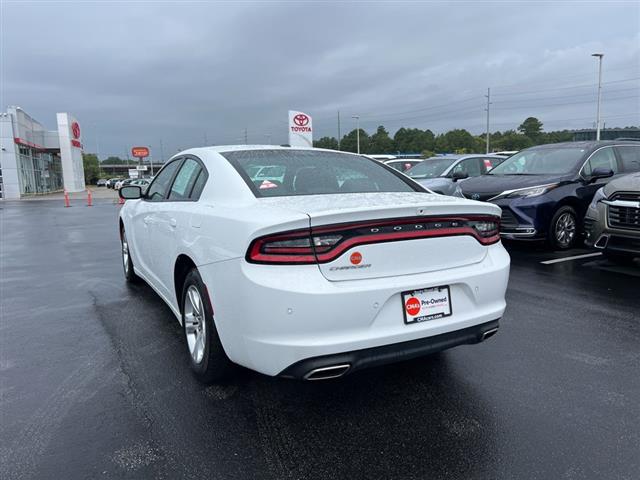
[547,205,579,250]
[120,228,140,283]
[181,269,234,383]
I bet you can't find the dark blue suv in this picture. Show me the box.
[455,141,640,249]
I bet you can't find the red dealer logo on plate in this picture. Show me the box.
[293,114,309,126]
[350,251,362,265]
[71,122,81,139]
[405,297,421,316]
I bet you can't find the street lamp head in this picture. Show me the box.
[352,115,359,119]
[591,53,604,58]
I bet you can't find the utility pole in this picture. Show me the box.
[352,115,360,154]
[95,126,100,160]
[485,87,492,154]
[337,110,341,150]
[203,132,208,146]
[244,128,248,144]
[264,133,272,144]
[159,139,165,165]
[592,53,604,141]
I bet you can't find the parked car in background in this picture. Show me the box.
[106,178,122,189]
[96,178,108,187]
[115,178,135,190]
[455,141,640,249]
[406,154,506,195]
[129,178,150,192]
[368,155,397,162]
[118,146,509,383]
[584,171,640,263]
[384,159,423,172]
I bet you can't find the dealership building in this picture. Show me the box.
[0,106,85,199]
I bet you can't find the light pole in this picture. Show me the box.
[485,88,491,154]
[264,133,272,145]
[592,53,604,141]
[352,115,360,154]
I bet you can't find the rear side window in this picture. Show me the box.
[190,170,207,199]
[616,146,640,173]
[583,147,618,176]
[451,158,483,177]
[222,149,418,197]
[484,157,505,171]
[169,158,201,200]
[146,160,181,202]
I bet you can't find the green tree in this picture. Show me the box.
[340,129,371,154]
[518,117,544,139]
[370,126,394,153]
[434,134,449,153]
[538,129,573,145]
[493,130,534,151]
[313,137,339,150]
[443,129,477,153]
[393,128,435,153]
[83,153,101,184]
[102,156,126,164]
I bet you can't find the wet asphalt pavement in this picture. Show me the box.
[1,200,639,480]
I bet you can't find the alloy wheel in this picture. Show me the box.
[555,212,576,248]
[122,232,130,274]
[184,286,207,364]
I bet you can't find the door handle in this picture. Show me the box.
[169,218,177,229]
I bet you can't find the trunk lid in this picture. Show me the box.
[259,193,501,281]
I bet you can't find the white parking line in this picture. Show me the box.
[541,252,602,265]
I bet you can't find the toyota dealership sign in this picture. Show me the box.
[288,110,313,147]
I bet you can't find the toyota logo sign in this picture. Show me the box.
[71,122,81,139]
[293,114,309,127]
[288,110,313,147]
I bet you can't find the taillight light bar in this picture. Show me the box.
[246,215,500,265]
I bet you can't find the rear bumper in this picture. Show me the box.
[198,243,509,376]
[279,319,500,379]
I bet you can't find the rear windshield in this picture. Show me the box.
[222,149,419,197]
[488,147,587,175]
[406,158,457,179]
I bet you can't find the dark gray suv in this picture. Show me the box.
[584,171,640,262]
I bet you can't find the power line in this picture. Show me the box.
[493,94,639,110]
[492,76,640,96]
[492,86,638,103]
[358,95,480,120]
[487,66,640,91]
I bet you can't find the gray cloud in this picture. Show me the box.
[2,1,639,159]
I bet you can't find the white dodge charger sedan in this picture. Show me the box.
[118,146,510,382]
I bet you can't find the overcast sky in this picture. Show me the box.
[2,1,639,159]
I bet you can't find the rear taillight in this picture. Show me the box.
[247,215,501,264]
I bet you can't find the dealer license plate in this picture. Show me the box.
[402,286,452,324]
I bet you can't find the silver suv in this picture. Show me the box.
[584,171,640,262]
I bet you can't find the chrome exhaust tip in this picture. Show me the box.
[481,327,499,341]
[303,364,351,381]
[594,234,609,249]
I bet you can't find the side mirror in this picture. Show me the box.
[451,171,469,182]
[119,185,142,200]
[589,167,614,183]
